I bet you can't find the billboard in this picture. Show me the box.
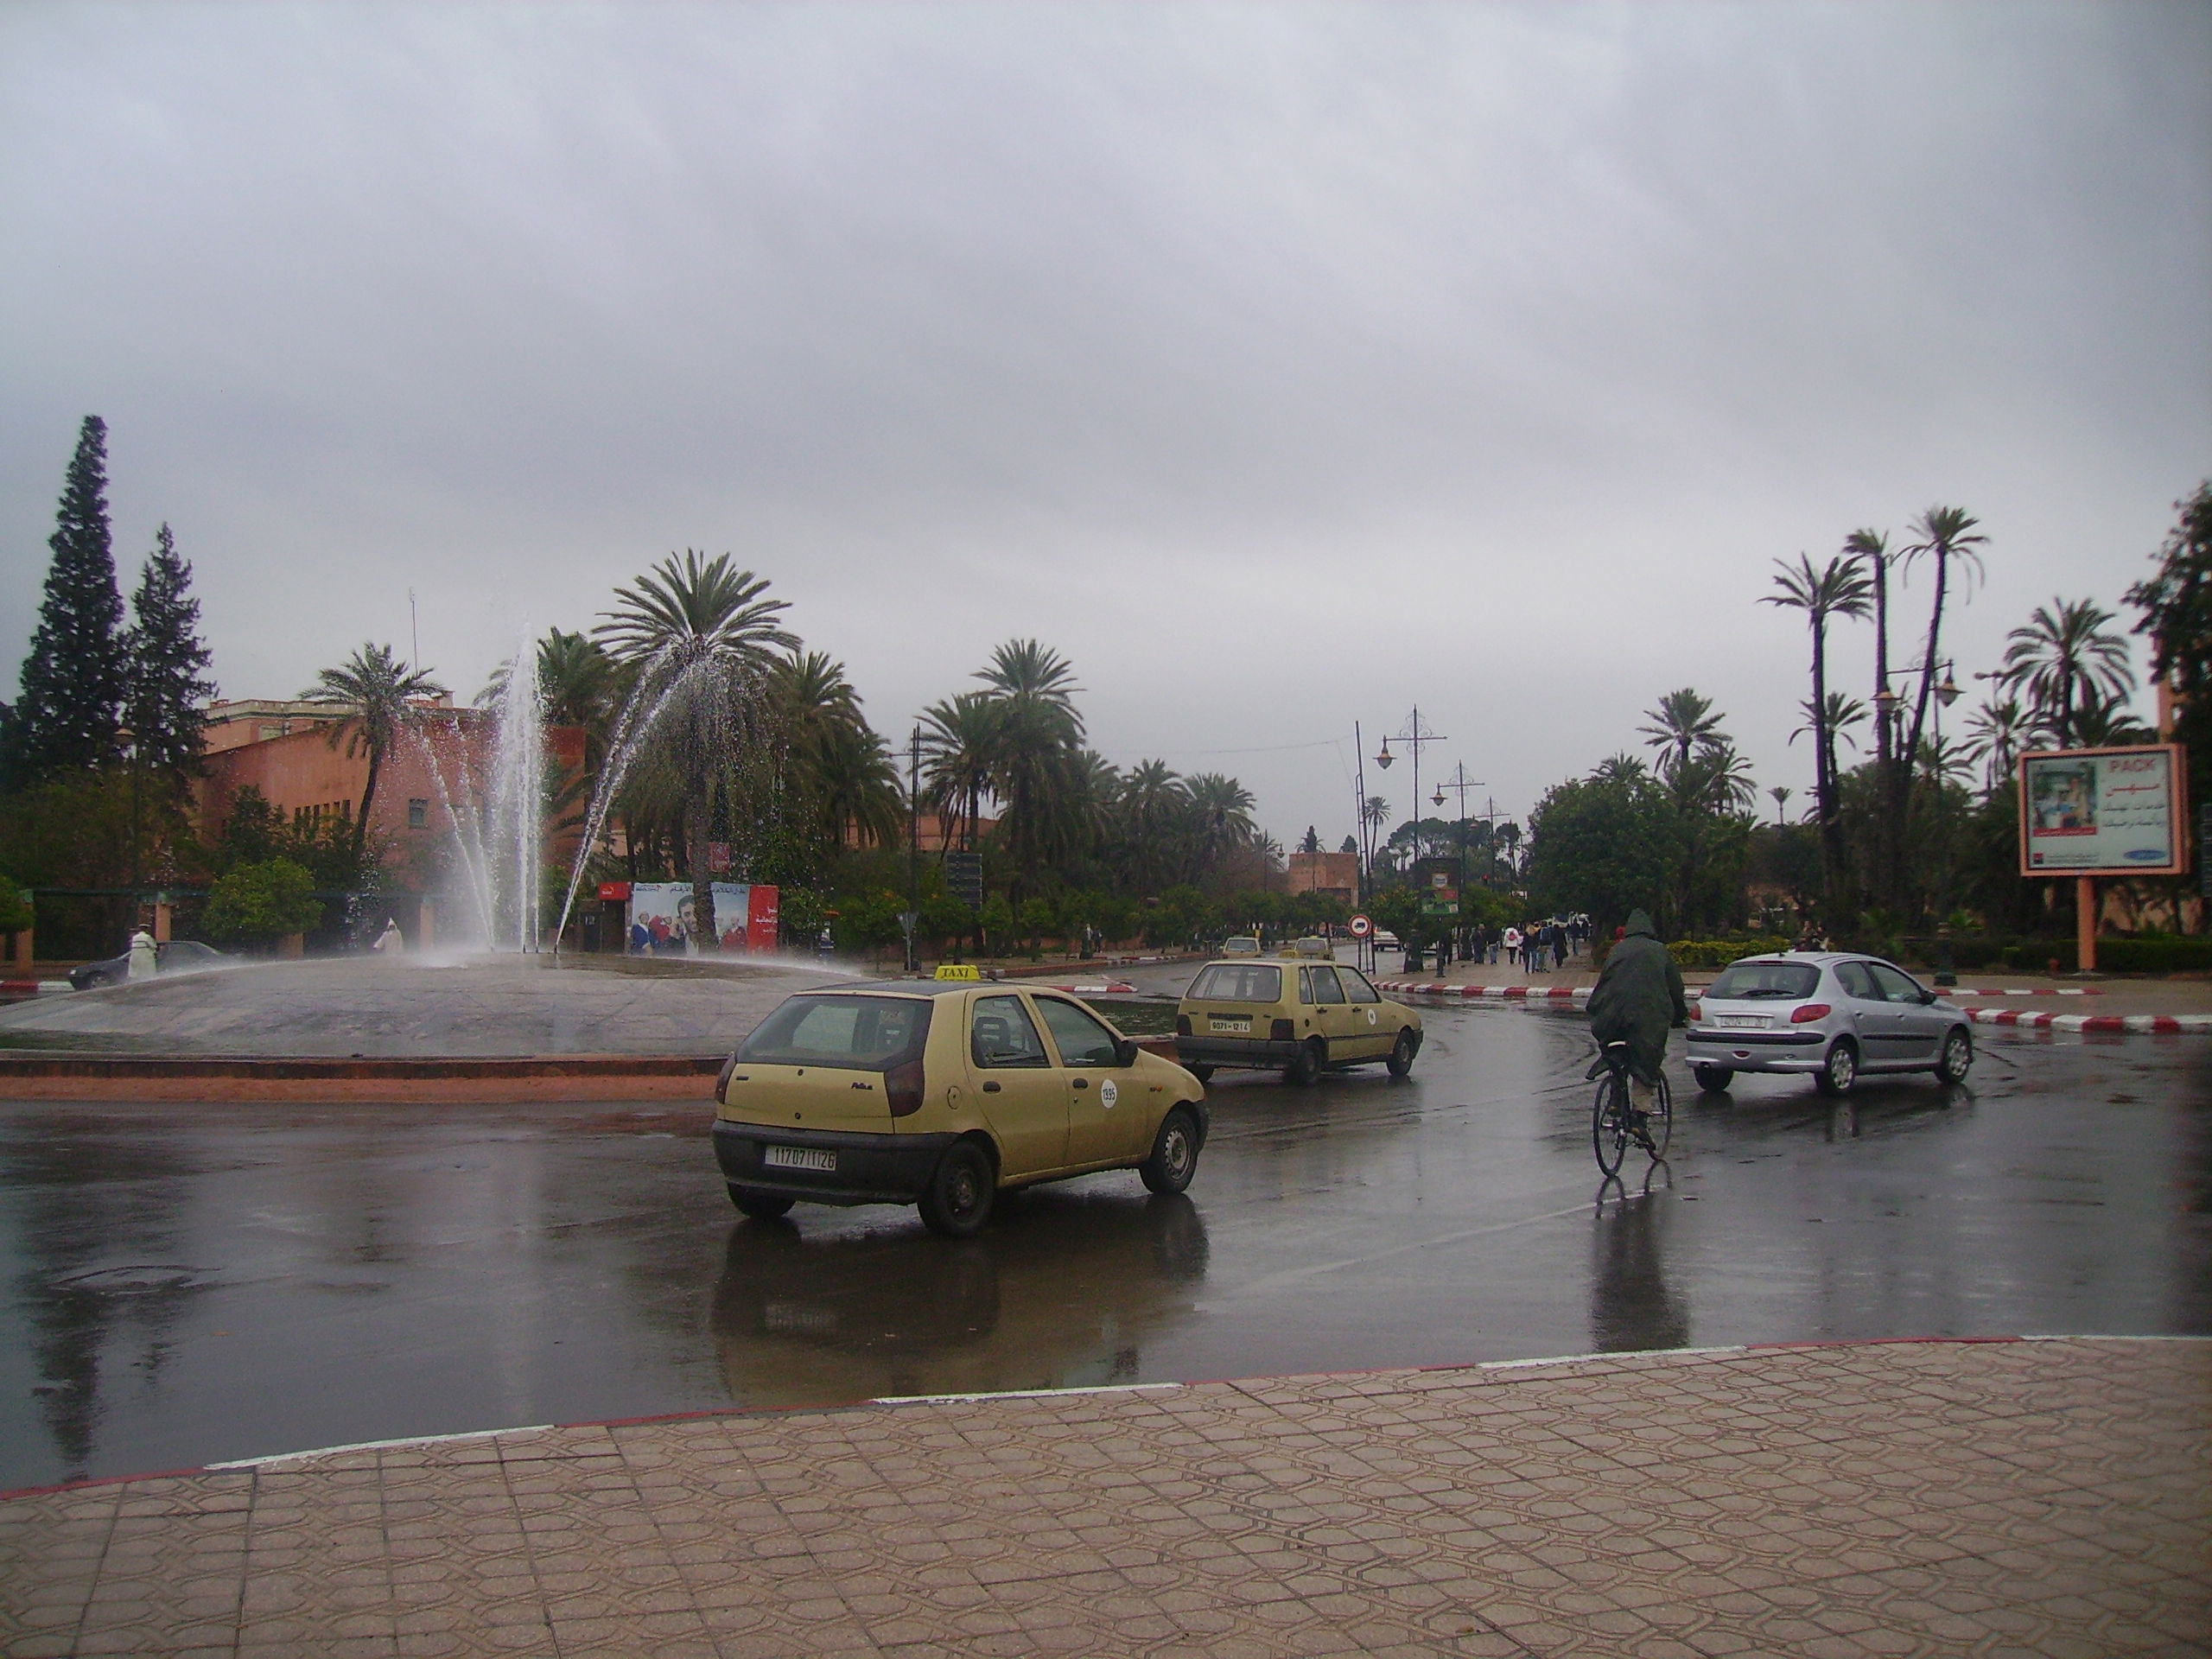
[626,882,781,954]
[2018,744,2187,878]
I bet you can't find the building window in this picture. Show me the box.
[408,799,429,829]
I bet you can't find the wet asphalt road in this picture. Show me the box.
[3,992,2208,1491]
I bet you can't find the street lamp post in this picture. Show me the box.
[1432,764,1483,959]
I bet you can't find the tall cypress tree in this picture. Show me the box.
[7,416,127,785]
[125,524,217,798]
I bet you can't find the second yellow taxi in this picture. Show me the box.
[1174,945,1423,1085]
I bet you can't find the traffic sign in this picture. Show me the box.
[1349,913,1373,938]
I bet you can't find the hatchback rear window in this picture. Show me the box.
[1706,960,1821,1001]
[1188,963,1283,1003]
[737,995,931,1071]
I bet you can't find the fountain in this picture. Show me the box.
[402,627,550,953]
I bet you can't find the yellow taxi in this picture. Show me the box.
[712,979,1209,1237]
[1174,947,1423,1084]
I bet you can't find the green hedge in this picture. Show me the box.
[1667,936,1790,969]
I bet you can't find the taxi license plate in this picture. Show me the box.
[764,1145,836,1173]
[1716,1014,1768,1029]
[1209,1017,1252,1034]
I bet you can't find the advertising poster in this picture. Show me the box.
[2018,745,2185,877]
[626,882,761,953]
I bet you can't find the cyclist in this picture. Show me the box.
[1586,909,1688,1136]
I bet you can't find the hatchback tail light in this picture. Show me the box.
[886,1058,926,1117]
[1270,1018,1295,1042]
[1789,1003,1833,1024]
[715,1053,739,1104]
[1175,1014,1192,1036]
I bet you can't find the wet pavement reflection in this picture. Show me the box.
[3,1002,2208,1488]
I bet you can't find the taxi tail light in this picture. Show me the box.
[715,1053,739,1104]
[1270,1018,1296,1042]
[1789,1003,1833,1024]
[1175,1014,1192,1036]
[886,1058,926,1117]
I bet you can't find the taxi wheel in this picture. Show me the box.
[1385,1030,1417,1079]
[728,1186,795,1220]
[919,1141,995,1238]
[1282,1039,1324,1086]
[1140,1107,1201,1195]
[1185,1063,1215,1083]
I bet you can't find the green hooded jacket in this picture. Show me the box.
[1586,909,1687,1077]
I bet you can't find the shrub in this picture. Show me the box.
[202,858,321,945]
[1667,936,1791,969]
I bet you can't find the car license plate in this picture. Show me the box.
[1209,1017,1252,1033]
[764,1145,836,1173]
[1715,1014,1768,1029]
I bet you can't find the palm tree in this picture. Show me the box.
[1763,552,1871,917]
[1999,597,2135,750]
[1892,507,1987,907]
[969,640,1088,902]
[1843,530,1894,768]
[1116,760,1188,893]
[1638,688,1726,779]
[1590,753,1649,785]
[302,642,448,862]
[1965,697,2036,794]
[1769,785,1793,825]
[920,692,1000,853]
[2069,691,2155,749]
[1183,772,1257,882]
[592,551,798,950]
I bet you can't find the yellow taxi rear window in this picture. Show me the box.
[738,995,931,1070]
[1188,963,1282,1002]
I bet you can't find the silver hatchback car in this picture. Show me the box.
[1686,952,1973,1096]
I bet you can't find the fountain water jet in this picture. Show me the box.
[402,627,550,952]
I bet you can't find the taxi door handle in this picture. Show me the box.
[1071,1077,1090,1089]
[982,1081,1001,1093]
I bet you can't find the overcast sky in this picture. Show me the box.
[4,2,2209,846]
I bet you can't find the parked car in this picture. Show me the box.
[1686,952,1973,1096]
[68,939,226,991]
[712,980,1208,1238]
[1175,953,1423,1085]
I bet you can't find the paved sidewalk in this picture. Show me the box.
[4,1337,2204,1657]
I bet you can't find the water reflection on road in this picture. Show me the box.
[2,1006,2208,1488]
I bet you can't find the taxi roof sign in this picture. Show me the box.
[933,963,982,981]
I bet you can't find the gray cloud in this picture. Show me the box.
[4,2,2208,842]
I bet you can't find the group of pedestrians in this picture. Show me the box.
[1457,914,1589,973]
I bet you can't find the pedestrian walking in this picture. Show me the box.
[372,918,404,956]
[1503,925,1522,970]
[127,929,158,981]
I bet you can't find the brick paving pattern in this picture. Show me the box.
[3,1337,2204,1657]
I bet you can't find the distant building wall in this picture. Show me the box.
[194,705,588,893]
[1287,851,1357,901]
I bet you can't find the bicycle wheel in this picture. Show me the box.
[1644,1072,1673,1160]
[1592,1072,1630,1177]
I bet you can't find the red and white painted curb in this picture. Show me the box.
[1965,1009,2212,1033]
[1376,982,1590,1000]
[1376,980,2208,1034]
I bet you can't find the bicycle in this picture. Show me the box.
[1588,1040,1671,1177]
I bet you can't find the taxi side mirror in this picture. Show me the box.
[1114,1037,1140,1067]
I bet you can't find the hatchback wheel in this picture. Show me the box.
[1692,1065,1733,1093]
[1936,1027,1973,1084]
[1140,1107,1201,1195]
[1385,1030,1418,1079]
[918,1141,995,1238]
[1185,1063,1215,1084]
[1282,1039,1323,1086]
[1814,1039,1857,1096]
